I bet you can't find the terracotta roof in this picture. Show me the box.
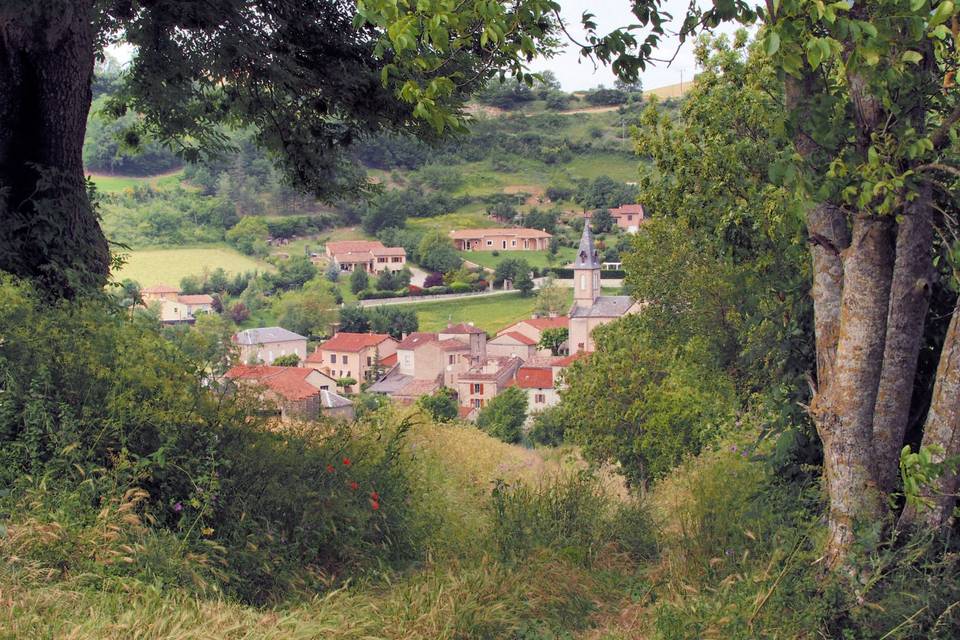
[441,322,485,335]
[142,284,179,293]
[552,352,588,367]
[521,317,569,331]
[326,240,385,254]
[224,365,321,401]
[393,378,441,398]
[437,338,471,351]
[609,204,645,216]
[449,228,552,240]
[333,251,375,263]
[514,367,554,389]
[492,331,537,346]
[314,332,394,354]
[459,356,522,382]
[177,294,214,305]
[458,406,478,420]
[376,247,407,256]
[380,352,398,367]
[396,332,438,350]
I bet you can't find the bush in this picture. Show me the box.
[417,388,459,423]
[490,473,657,566]
[528,407,566,446]
[449,282,471,293]
[0,276,421,604]
[271,353,300,366]
[349,268,369,294]
[423,272,444,288]
[476,387,527,444]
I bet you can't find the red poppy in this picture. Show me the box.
[342,458,351,466]
[349,481,359,491]
[370,490,379,501]
[371,500,380,511]
[326,464,335,473]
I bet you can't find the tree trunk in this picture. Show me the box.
[900,297,960,530]
[807,203,851,391]
[0,1,109,298]
[872,194,935,493]
[817,214,894,567]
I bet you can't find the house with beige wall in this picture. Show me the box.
[456,356,523,411]
[224,364,339,422]
[323,240,406,274]
[496,316,569,357]
[607,204,646,233]
[304,332,398,388]
[510,363,561,413]
[232,327,308,365]
[450,228,552,251]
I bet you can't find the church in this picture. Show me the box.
[568,215,642,353]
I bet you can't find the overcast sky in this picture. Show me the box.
[107,1,740,92]
[531,0,740,91]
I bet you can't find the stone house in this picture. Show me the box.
[224,364,339,422]
[304,332,398,388]
[456,356,523,411]
[323,240,406,273]
[449,228,552,251]
[495,316,569,357]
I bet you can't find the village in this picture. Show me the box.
[139,210,645,425]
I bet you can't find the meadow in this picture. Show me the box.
[113,244,271,286]
[89,169,184,194]
[459,247,577,270]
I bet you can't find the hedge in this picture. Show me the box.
[546,268,626,279]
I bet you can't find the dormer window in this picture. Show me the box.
[579,251,587,260]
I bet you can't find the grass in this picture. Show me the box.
[393,291,569,334]
[89,169,185,194]
[113,244,271,287]
[459,247,577,270]
[406,211,500,235]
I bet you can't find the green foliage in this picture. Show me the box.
[590,208,614,234]
[368,306,419,340]
[0,275,421,604]
[83,95,180,175]
[349,268,370,294]
[417,388,459,423]
[584,86,627,106]
[490,473,657,565]
[575,175,637,209]
[417,231,462,274]
[270,353,299,366]
[527,406,566,447]
[514,268,534,297]
[493,257,531,286]
[476,386,527,444]
[537,327,569,356]
[271,279,338,337]
[226,217,270,257]
[340,303,372,333]
[559,316,738,487]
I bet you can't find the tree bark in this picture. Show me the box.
[900,297,960,530]
[873,193,935,493]
[0,1,109,298]
[807,203,851,391]
[817,214,894,567]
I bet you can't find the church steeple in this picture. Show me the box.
[573,214,600,307]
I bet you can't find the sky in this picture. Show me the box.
[530,0,739,91]
[106,1,741,93]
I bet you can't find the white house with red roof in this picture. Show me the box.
[509,362,561,412]
[305,332,397,389]
[493,316,569,358]
[323,240,406,274]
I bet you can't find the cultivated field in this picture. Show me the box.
[112,244,271,286]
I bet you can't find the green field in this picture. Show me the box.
[89,170,185,194]
[401,291,557,334]
[113,244,271,287]
[458,247,577,270]
[406,210,501,235]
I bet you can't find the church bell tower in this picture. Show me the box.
[573,214,600,308]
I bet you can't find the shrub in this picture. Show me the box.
[490,473,657,566]
[349,268,369,294]
[528,407,566,446]
[450,282,471,293]
[271,353,300,366]
[417,388,459,423]
[476,387,527,444]
[423,272,444,288]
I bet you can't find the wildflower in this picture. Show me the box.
[201,526,214,536]
[349,481,359,491]
[342,457,351,466]
[371,500,380,511]
[730,445,738,453]
[173,502,183,513]
[326,464,335,473]
[370,490,379,501]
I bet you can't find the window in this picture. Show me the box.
[502,240,507,249]
[448,355,456,365]
[392,257,402,263]
[627,215,633,221]
[535,393,546,404]
[342,356,348,365]
[340,263,349,271]
[472,399,482,408]
[367,356,373,366]
[378,257,387,263]
[330,354,337,363]
[486,240,493,246]
[511,240,516,247]
[320,385,329,391]
[580,274,586,290]
[472,383,483,394]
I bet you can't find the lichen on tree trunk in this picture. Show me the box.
[0,0,110,298]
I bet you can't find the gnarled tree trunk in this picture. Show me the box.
[0,1,109,298]
[872,193,935,493]
[900,298,960,529]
